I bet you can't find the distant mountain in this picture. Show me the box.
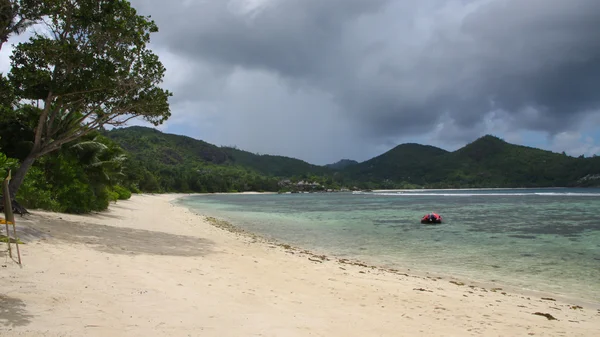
[221,146,330,177]
[325,159,359,170]
[440,135,600,187]
[105,127,600,190]
[346,135,600,188]
[343,143,449,186]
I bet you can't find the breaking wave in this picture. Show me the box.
[352,191,600,197]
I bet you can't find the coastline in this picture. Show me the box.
[175,194,600,308]
[2,194,599,336]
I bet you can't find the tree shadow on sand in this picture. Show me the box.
[18,215,215,257]
[0,295,33,327]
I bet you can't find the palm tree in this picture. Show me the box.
[68,135,128,187]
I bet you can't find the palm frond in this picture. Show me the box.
[70,140,108,153]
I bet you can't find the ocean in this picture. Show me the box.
[176,188,600,303]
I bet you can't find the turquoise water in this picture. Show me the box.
[177,188,600,302]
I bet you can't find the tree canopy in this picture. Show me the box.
[0,0,45,51]
[5,0,171,196]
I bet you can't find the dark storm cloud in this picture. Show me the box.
[147,0,389,78]
[126,0,600,162]
[458,0,600,131]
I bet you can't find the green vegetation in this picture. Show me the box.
[325,159,359,170]
[0,235,24,244]
[5,0,171,198]
[4,123,600,215]
[105,128,600,193]
[0,151,18,179]
[1,0,168,213]
[0,0,44,52]
[9,131,133,213]
[104,126,295,193]
[222,146,330,177]
[343,143,449,187]
[345,135,600,188]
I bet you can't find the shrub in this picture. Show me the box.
[112,185,132,200]
[0,152,18,179]
[17,166,61,211]
[56,180,98,214]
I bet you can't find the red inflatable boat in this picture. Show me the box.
[421,213,442,224]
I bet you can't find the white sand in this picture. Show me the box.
[1,194,599,336]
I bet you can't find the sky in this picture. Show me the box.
[2,0,600,165]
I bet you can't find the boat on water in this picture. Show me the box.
[421,212,442,224]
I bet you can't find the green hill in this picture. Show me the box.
[221,146,330,177]
[346,135,600,188]
[106,126,231,168]
[105,127,600,190]
[325,159,359,170]
[106,126,329,178]
[445,135,600,187]
[104,126,336,193]
[343,143,449,187]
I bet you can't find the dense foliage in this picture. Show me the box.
[1,0,45,52]
[105,127,600,194]
[2,123,600,214]
[0,150,18,179]
[5,0,171,198]
[1,0,169,213]
[325,159,359,170]
[1,142,132,214]
[343,143,449,188]
[1,120,133,213]
[345,135,600,188]
[104,126,329,193]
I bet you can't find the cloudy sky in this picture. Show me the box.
[2,0,600,164]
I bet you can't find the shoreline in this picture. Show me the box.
[2,194,599,336]
[174,195,600,310]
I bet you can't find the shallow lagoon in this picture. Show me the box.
[178,188,600,302]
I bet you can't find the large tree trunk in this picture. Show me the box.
[0,154,36,216]
[0,154,37,216]
[8,153,36,199]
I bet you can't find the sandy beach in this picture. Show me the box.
[1,194,599,336]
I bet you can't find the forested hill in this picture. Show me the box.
[106,126,230,167]
[342,143,449,187]
[345,135,600,188]
[221,147,330,177]
[105,127,600,189]
[325,159,359,170]
[4,124,597,215]
[445,135,596,187]
[105,126,328,178]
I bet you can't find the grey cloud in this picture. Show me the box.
[457,0,600,129]
[149,0,389,78]
[130,0,600,162]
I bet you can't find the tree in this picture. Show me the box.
[0,0,43,51]
[7,0,172,198]
[68,134,128,186]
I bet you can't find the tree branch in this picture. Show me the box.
[45,98,63,140]
[33,91,54,151]
[38,125,98,157]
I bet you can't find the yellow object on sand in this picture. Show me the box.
[0,218,14,225]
